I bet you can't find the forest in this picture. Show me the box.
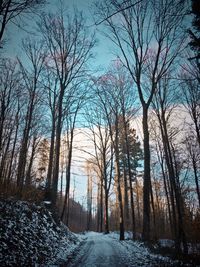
[0,0,200,263]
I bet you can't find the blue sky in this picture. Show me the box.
[2,0,118,203]
[4,0,116,70]
[3,0,193,204]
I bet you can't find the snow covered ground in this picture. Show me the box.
[67,231,179,267]
[1,199,199,266]
[0,199,82,266]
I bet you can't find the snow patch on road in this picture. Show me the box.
[68,231,177,267]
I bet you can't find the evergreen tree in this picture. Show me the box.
[118,116,143,236]
[189,0,200,62]
[118,118,143,179]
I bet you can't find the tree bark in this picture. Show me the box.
[17,85,36,193]
[6,107,20,187]
[123,165,130,228]
[51,89,64,206]
[103,151,109,234]
[60,130,73,223]
[25,136,37,186]
[100,179,103,232]
[192,157,200,208]
[104,188,109,234]
[115,152,124,240]
[158,109,188,254]
[123,114,136,239]
[142,106,151,242]
[46,116,55,200]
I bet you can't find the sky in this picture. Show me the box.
[3,0,194,204]
[3,0,119,204]
[4,0,116,70]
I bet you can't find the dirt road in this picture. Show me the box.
[67,232,173,267]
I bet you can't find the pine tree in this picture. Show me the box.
[118,118,143,179]
[118,116,143,235]
[189,0,200,62]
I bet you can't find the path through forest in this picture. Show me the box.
[67,232,174,267]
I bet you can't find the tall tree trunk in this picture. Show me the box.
[100,178,103,232]
[115,156,125,240]
[0,97,6,155]
[6,110,19,187]
[104,188,109,234]
[25,136,37,186]
[193,112,200,147]
[161,162,173,238]
[86,173,92,231]
[0,127,13,183]
[103,151,109,234]
[172,144,188,255]
[97,182,100,232]
[150,180,157,240]
[123,114,136,239]
[46,116,55,200]
[60,130,73,223]
[52,90,64,207]
[61,107,79,223]
[123,165,130,228]
[192,157,200,208]
[142,106,151,242]
[135,178,141,230]
[17,91,35,194]
[159,111,188,254]
[17,139,28,192]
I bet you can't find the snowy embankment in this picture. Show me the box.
[0,199,81,266]
[105,232,175,266]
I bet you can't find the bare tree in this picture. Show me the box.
[16,39,46,194]
[95,0,187,242]
[60,84,88,223]
[151,72,188,253]
[181,58,200,148]
[83,96,114,234]
[85,160,93,231]
[0,0,46,47]
[38,8,95,207]
[0,58,20,187]
[184,134,200,208]
[91,63,138,240]
[43,70,58,199]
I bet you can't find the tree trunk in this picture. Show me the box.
[104,189,109,234]
[6,110,19,187]
[158,110,187,254]
[25,136,37,186]
[150,180,157,240]
[135,178,141,230]
[100,178,103,232]
[97,182,100,232]
[123,165,130,228]
[192,157,200,208]
[17,139,28,192]
[142,106,151,242]
[162,162,173,238]
[17,90,35,194]
[0,127,13,183]
[193,111,200,148]
[115,156,125,240]
[51,89,64,207]
[46,116,55,200]
[60,131,73,223]
[123,115,136,239]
